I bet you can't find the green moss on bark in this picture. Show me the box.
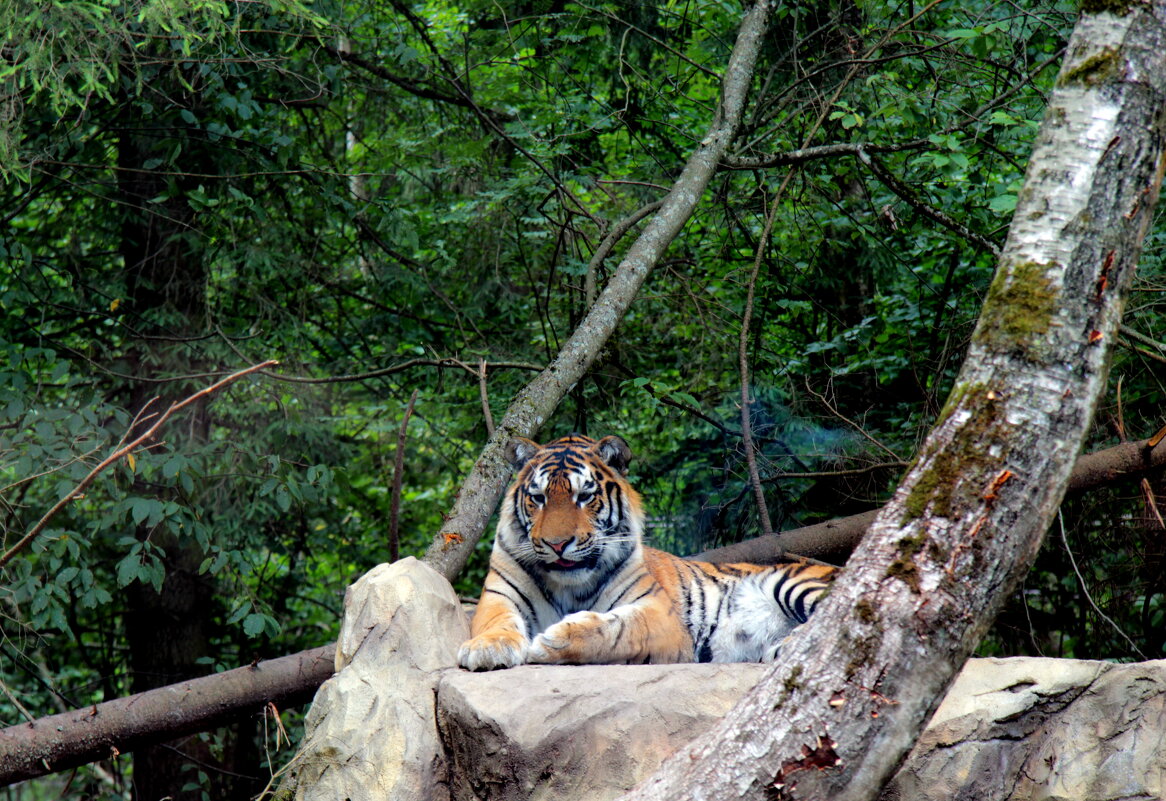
[973,260,1059,359]
[1079,0,1136,17]
[775,664,804,707]
[854,599,877,624]
[1058,46,1122,87]
[844,630,880,679]
[903,387,1001,522]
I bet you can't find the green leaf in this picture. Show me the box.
[116,556,140,588]
[242,613,267,636]
[163,454,185,479]
[989,194,1017,213]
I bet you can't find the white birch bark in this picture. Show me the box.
[619,4,1166,800]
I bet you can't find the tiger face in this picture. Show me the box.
[497,434,642,588]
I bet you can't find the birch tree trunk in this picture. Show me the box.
[422,0,773,581]
[620,5,1166,801]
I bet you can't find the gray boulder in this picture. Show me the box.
[439,663,768,801]
[276,557,469,801]
[438,658,1166,801]
[279,560,1166,801]
[887,656,1166,801]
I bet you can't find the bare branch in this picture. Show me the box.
[0,645,335,786]
[0,361,276,571]
[585,199,664,306]
[857,147,1001,255]
[478,361,495,438]
[1059,512,1147,659]
[739,195,780,538]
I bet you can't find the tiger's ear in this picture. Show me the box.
[505,437,542,469]
[595,435,632,475]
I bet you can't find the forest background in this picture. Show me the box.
[2,0,1165,798]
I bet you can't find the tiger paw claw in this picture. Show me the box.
[457,635,527,671]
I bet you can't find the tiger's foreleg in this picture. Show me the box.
[458,582,531,671]
[526,596,692,665]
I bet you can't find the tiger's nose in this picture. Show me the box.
[546,538,573,555]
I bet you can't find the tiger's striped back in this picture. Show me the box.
[643,550,835,663]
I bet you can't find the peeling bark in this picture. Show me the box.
[421,0,774,582]
[619,5,1166,801]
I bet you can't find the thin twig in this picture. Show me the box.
[586,199,665,306]
[388,390,419,563]
[737,44,871,540]
[385,0,600,227]
[858,148,1001,255]
[0,446,105,495]
[216,329,542,383]
[0,361,276,571]
[739,194,782,538]
[1140,478,1165,530]
[764,461,910,481]
[1119,324,1166,356]
[478,361,495,438]
[1058,511,1147,659]
[0,677,35,723]
[804,378,905,463]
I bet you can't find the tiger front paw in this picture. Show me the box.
[526,611,608,664]
[457,631,528,671]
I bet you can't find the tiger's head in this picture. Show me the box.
[496,434,644,584]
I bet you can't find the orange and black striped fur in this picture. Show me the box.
[457,435,837,670]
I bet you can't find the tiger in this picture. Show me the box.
[457,434,838,670]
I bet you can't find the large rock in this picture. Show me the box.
[278,564,1166,801]
[438,658,1166,801]
[886,657,1166,801]
[276,557,470,801]
[438,663,769,801]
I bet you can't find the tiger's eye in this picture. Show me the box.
[528,493,545,506]
[576,491,593,504]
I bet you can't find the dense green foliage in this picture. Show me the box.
[2,0,1165,796]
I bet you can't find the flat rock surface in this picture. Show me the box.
[439,658,1166,801]
[439,663,769,801]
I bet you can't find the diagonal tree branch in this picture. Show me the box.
[420,0,776,582]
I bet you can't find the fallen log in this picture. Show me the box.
[3,436,1163,786]
[0,645,334,786]
[692,436,1166,565]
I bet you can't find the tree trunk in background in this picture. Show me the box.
[114,96,243,801]
[619,5,1166,801]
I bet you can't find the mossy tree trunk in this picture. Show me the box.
[619,4,1166,801]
